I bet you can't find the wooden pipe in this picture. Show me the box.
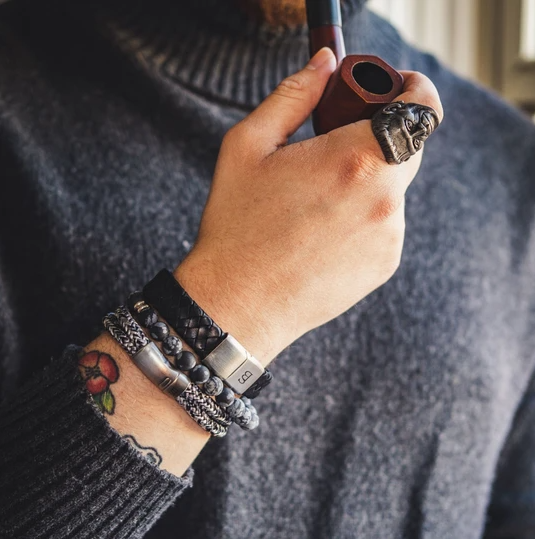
[306,0,404,135]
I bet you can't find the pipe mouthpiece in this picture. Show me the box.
[306,0,342,28]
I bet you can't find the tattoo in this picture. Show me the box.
[123,435,163,466]
[78,350,120,415]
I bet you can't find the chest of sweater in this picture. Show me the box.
[0,64,529,539]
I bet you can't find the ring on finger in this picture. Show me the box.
[371,101,440,165]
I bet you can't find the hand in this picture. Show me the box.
[175,47,443,364]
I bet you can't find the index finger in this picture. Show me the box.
[396,70,444,123]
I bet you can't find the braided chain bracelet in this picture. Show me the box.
[112,306,232,429]
[103,309,229,436]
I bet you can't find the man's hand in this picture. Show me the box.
[176,47,443,365]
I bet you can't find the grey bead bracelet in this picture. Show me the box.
[113,305,233,429]
[114,305,233,429]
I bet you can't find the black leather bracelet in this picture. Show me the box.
[143,269,272,399]
[243,370,273,400]
[143,269,227,358]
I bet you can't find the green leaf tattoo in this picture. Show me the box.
[78,350,119,415]
[100,389,115,415]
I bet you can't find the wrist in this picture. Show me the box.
[174,254,293,366]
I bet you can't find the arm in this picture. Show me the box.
[0,338,194,539]
[0,47,443,538]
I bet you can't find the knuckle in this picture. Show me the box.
[273,73,308,101]
[369,192,403,223]
[404,73,444,121]
[224,121,248,142]
[337,148,384,189]
[222,124,241,147]
[222,121,256,155]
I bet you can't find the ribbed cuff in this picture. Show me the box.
[0,344,193,539]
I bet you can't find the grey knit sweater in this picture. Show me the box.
[0,0,534,537]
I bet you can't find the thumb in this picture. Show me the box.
[243,47,337,154]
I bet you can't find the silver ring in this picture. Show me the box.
[371,101,440,164]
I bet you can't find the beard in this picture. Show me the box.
[235,0,307,26]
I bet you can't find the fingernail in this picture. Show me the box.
[306,47,336,70]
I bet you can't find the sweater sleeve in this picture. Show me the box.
[482,367,535,539]
[0,344,193,539]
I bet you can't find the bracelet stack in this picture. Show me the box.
[102,269,273,438]
[127,296,259,430]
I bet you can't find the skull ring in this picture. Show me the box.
[371,101,440,165]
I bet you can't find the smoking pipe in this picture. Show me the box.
[306,0,404,135]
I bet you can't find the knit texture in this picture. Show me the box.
[0,0,535,538]
[0,345,193,538]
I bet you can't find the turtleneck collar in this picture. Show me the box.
[96,0,403,109]
[106,0,369,37]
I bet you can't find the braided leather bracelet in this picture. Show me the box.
[103,309,229,436]
[142,269,226,357]
[143,269,272,399]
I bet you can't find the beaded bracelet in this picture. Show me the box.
[128,296,259,430]
[103,308,229,436]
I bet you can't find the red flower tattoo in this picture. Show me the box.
[78,350,119,415]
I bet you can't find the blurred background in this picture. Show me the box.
[369,0,535,119]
